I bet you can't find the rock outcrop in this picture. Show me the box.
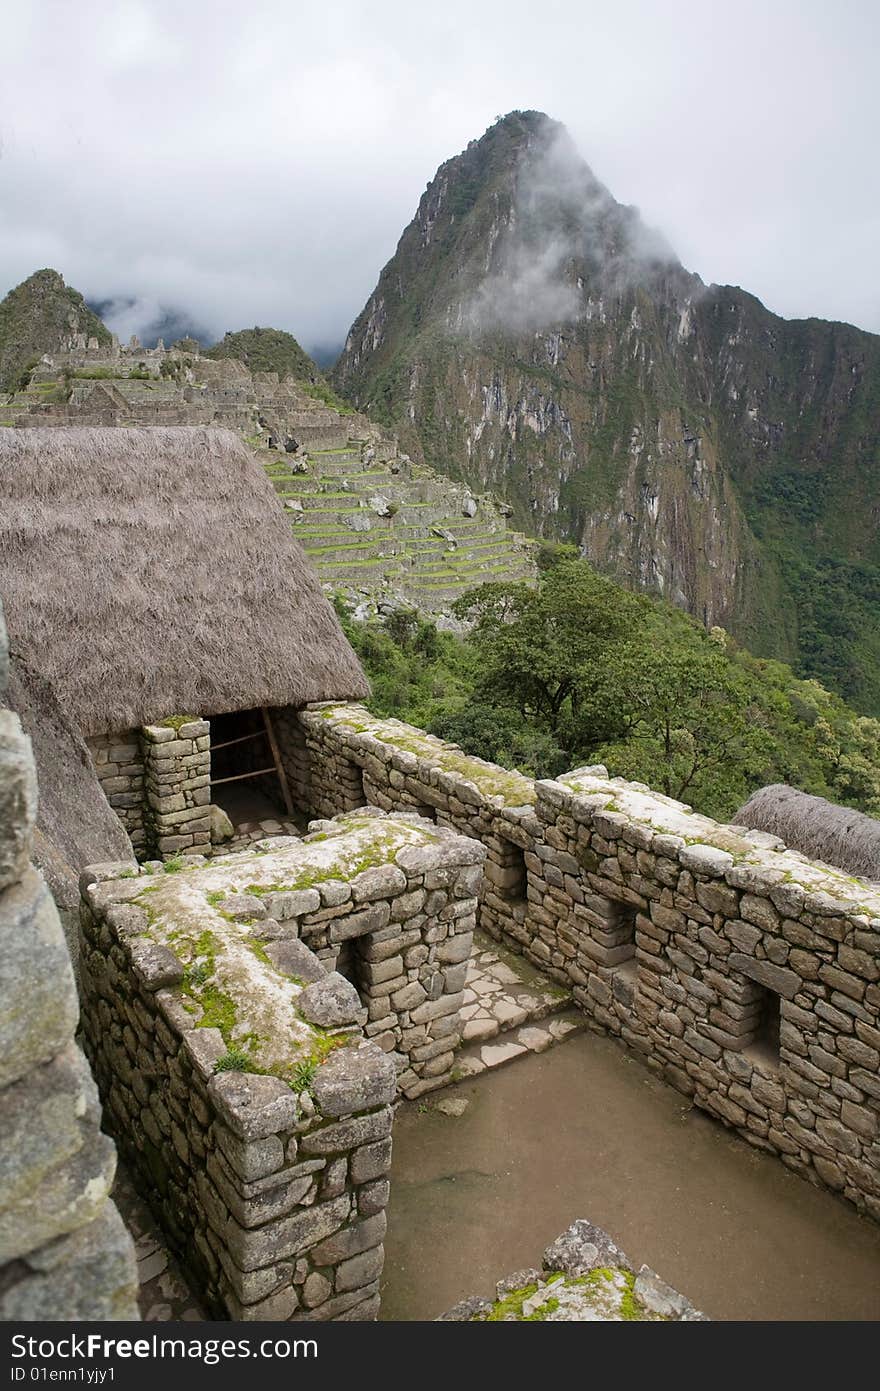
[0,599,138,1320]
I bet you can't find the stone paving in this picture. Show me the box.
[454,934,586,1078]
[112,1167,204,1321]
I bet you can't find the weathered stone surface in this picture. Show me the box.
[543,1219,631,1276]
[679,844,734,876]
[264,936,326,982]
[209,804,234,844]
[216,893,266,922]
[310,1212,386,1266]
[729,954,800,1000]
[0,1204,139,1321]
[298,973,364,1028]
[208,1072,300,1140]
[301,1108,393,1156]
[633,1266,706,1320]
[0,870,78,1088]
[312,1044,397,1119]
[227,1195,351,1272]
[0,709,37,891]
[128,940,184,991]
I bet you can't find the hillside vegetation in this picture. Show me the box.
[0,269,111,393]
[334,111,880,716]
[338,552,880,824]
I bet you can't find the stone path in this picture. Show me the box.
[112,1167,204,1321]
[223,815,303,854]
[454,933,587,1079]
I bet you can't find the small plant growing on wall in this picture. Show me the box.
[214,1048,252,1073]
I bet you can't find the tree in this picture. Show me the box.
[453,559,645,738]
[592,642,778,816]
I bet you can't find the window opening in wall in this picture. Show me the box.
[496,839,528,905]
[745,985,781,1068]
[408,800,437,824]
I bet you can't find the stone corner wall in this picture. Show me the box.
[0,603,139,1321]
[78,808,484,1320]
[142,719,212,858]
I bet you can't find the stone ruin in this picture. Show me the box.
[0,603,138,1319]
[441,1219,707,1322]
[79,810,482,1318]
[7,675,880,1321]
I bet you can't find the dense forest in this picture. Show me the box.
[337,549,880,823]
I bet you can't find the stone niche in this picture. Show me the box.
[78,808,484,1320]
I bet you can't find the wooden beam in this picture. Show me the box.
[211,767,276,786]
[262,707,294,817]
[211,729,267,752]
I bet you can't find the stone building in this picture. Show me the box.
[0,424,368,879]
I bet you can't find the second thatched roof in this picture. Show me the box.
[0,426,369,735]
[733,783,880,880]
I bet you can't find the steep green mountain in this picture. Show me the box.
[0,268,111,392]
[206,326,321,382]
[333,111,880,713]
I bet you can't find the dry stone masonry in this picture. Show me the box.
[78,809,483,1320]
[142,719,212,857]
[0,603,138,1321]
[286,703,880,1219]
[441,1219,706,1321]
[86,730,147,856]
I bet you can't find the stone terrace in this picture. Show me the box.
[264,440,534,612]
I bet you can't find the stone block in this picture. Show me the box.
[312,1044,396,1118]
[299,972,364,1028]
[729,954,800,1000]
[0,1044,117,1262]
[0,870,79,1088]
[0,1204,138,1321]
[0,709,37,891]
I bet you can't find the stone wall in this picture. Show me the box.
[86,729,147,856]
[142,720,212,857]
[290,703,880,1219]
[0,603,138,1320]
[78,808,483,1319]
[292,704,538,951]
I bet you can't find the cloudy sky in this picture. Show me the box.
[1,0,877,353]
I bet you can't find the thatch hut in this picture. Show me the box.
[732,784,880,880]
[0,426,369,858]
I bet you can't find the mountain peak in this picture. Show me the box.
[0,268,110,392]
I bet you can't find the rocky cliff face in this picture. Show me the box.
[0,269,111,393]
[334,112,880,710]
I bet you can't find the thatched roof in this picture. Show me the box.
[733,783,880,880]
[3,652,135,912]
[0,426,369,734]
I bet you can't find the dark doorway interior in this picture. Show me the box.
[210,707,293,823]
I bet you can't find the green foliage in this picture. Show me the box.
[214,1049,252,1074]
[205,326,321,384]
[341,559,880,822]
[0,269,111,392]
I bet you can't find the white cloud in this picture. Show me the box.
[0,0,877,349]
